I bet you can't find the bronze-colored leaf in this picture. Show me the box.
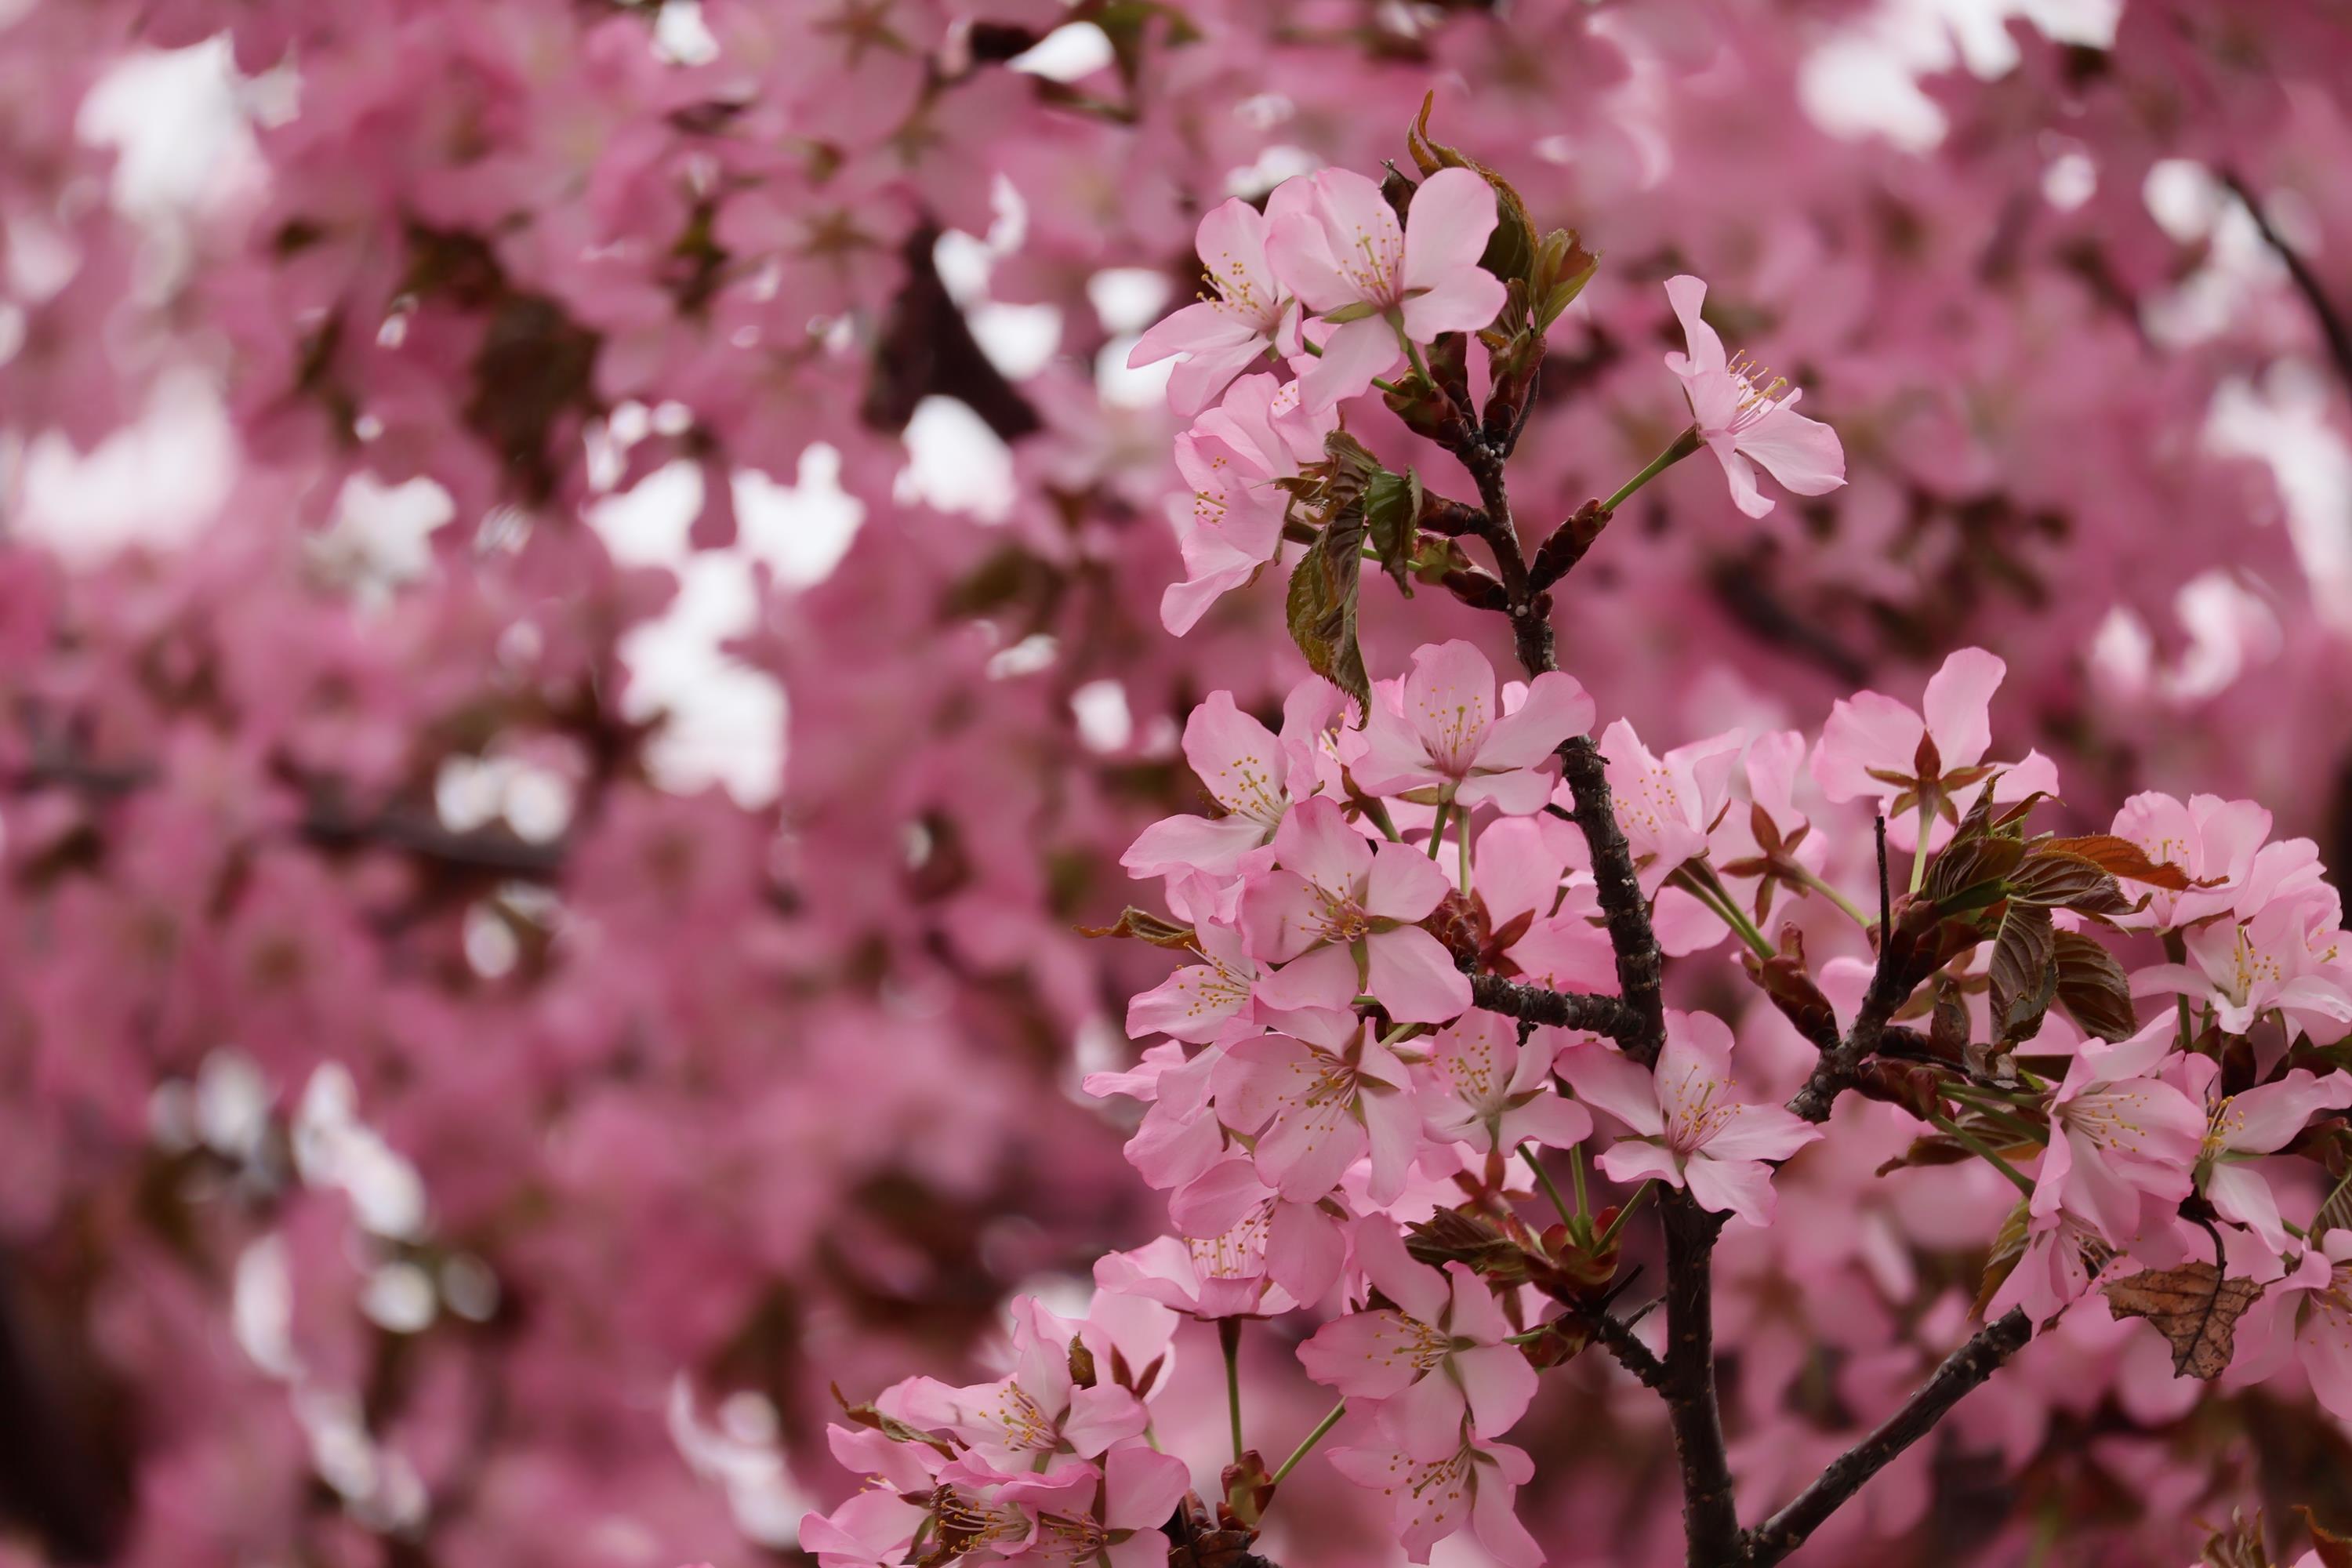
[1076,907,1197,949]
[1974,1199,2032,1319]
[2037,833,2201,891]
[1987,901,2056,1044]
[2052,928,2137,1040]
[2103,1261,2265,1379]
[1284,503,1370,710]
[1364,466,1423,597]
[2005,848,2132,913]
[2295,1505,2352,1568]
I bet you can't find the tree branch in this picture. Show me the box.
[2225,170,2352,400]
[1744,1308,2032,1566]
[1470,974,1641,1044]
[1659,1195,1740,1565]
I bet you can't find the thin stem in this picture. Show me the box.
[1522,1143,1580,1234]
[1930,1114,2034,1196]
[1456,800,1472,895]
[2313,1165,2352,1238]
[1218,1317,1245,1465]
[1907,787,1939,895]
[1786,862,1871,930]
[1268,1400,1347,1489]
[1426,800,1450,860]
[1401,334,1432,387]
[1598,1179,1656,1249]
[1670,863,1774,961]
[1602,425,1702,512]
[1569,1142,1592,1225]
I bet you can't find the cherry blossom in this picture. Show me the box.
[1557,1011,1821,1225]
[1300,1220,1537,1457]
[1330,1428,1541,1568]
[1659,274,1846,519]
[1267,167,1508,409]
[1127,197,1301,417]
[1347,641,1595,815]
[1239,797,1473,1023]
[1414,1007,1592,1155]
[1212,1008,1419,1203]
[2030,1019,2206,1246]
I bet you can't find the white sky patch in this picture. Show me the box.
[652,0,720,65]
[293,1064,430,1241]
[1070,678,1133,753]
[1089,268,1172,336]
[735,442,865,586]
[1096,334,1174,410]
[896,396,1015,521]
[1008,23,1115,82]
[77,38,263,216]
[667,1377,811,1548]
[2210,369,2352,626]
[14,367,234,563]
[1798,0,2122,150]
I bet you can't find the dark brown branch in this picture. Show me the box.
[1470,974,1640,1044]
[1744,1308,2032,1566]
[2225,171,2352,399]
[1556,736,1668,1059]
[1584,1307,1669,1392]
[1659,1196,1740,1565]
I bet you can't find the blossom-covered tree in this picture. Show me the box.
[8,2,2352,1567]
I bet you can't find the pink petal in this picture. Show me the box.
[1378,1362,1469,1460]
[1555,1044,1664,1138]
[1239,869,1331,965]
[1399,265,1507,343]
[1710,438,1775,518]
[1682,1154,1780,1225]
[1732,393,1846,497]
[1104,1443,1195,1532]
[1062,1384,1149,1457]
[1363,926,1473,1024]
[1812,691,1928,804]
[1366,840,1454,921]
[1122,810,1270,880]
[1272,795,1374,898]
[1497,1092,1592,1152]
[1295,314,1403,412]
[1921,648,2005,771]
[1298,1309,1429,1399]
[1475,669,1594,771]
[1401,640,1500,775]
[1595,1138,1684,1190]
[1184,691,1288,824]
[1399,169,1497,296]
[1253,941,1363,1013]
[1661,275,1728,379]
[1354,1216,1450,1322]
[1266,1199,1345,1302]
[1443,1261,1512,1345]
[1452,1342,1537,1439]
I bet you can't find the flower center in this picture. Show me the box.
[1724,349,1794,434]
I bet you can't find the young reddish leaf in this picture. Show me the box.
[2052,928,2138,1040]
[2036,833,2203,891]
[1987,901,2056,1044]
[1076,907,1198,949]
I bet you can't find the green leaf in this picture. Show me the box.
[1975,1198,2032,1318]
[1365,466,1423,597]
[2052,928,2137,1040]
[1286,504,1370,712]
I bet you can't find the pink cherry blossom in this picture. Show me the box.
[2030,1019,2205,1246]
[996,1443,1193,1568]
[2177,1058,2352,1252]
[1267,166,1508,410]
[1094,1223,1301,1322]
[881,1297,1148,1465]
[1416,1007,1592,1155]
[1212,1007,1418,1203]
[1558,1010,1821,1225]
[1123,680,1338,884]
[1812,647,2061,851]
[1239,796,1472,1023]
[1330,1427,1541,1568]
[1127,197,1301,417]
[2234,1231,2352,1423]
[1468,815,1617,993]
[1124,917,1261,1043]
[1346,641,1595,814]
[2111,792,2273,931]
[2133,898,2352,1044]
[1158,375,1339,635]
[1660,274,1846,519]
[1300,1219,1537,1458]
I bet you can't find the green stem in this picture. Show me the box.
[1669,863,1774,961]
[1908,786,1940,895]
[1785,862,1871,930]
[2312,1165,2352,1240]
[1219,1317,1245,1465]
[1269,1400,1347,1488]
[1597,1178,1656,1248]
[1427,800,1450,860]
[1931,1114,2034,1196]
[1456,801,1472,896]
[1940,1093,2047,1148]
[1522,1143,1581,1235]
[1402,334,1432,387]
[1602,425,1701,512]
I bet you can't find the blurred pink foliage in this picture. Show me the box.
[4,2,2352,1566]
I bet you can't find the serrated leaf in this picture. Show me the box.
[1987,901,2056,1044]
[1365,466,1422,597]
[2104,1261,2265,1379]
[1924,832,2027,909]
[1285,505,1370,711]
[2295,1506,2352,1568]
[2005,848,2132,913]
[2052,928,2137,1040]
[2036,833,2201,891]
[1076,907,1197,949]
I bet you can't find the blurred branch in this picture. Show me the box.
[1745,1308,2033,1566]
[2225,170,2352,399]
